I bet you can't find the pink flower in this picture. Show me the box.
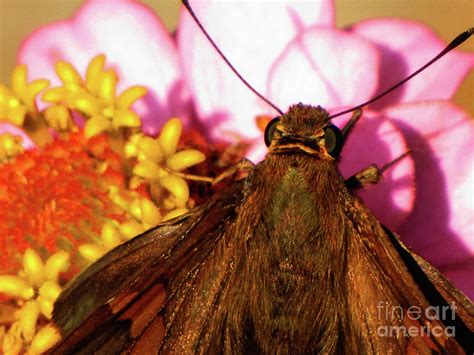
[16,0,474,298]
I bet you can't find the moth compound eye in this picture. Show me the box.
[324,124,344,157]
[264,117,280,147]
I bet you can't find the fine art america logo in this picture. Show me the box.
[377,301,457,338]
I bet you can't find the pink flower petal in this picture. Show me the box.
[384,101,474,297]
[19,0,189,135]
[337,110,415,230]
[0,122,35,149]
[269,27,380,111]
[350,19,474,109]
[178,0,334,141]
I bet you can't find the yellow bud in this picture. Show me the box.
[137,136,163,163]
[3,321,22,355]
[101,222,123,250]
[38,280,62,302]
[124,135,141,158]
[159,118,182,156]
[163,208,188,221]
[86,54,106,95]
[19,301,40,342]
[43,105,73,131]
[159,175,189,202]
[113,110,141,129]
[166,150,205,172]
[78,244,105,263]
[0,133,23,160]
[55,61,82,86]
[44,251,70,282]
[29,324,61,354]
[84,116,112,138]
[133,161,166,180]
[0,275,34,299]
[140,199,161,226]
[98,69,117,105]
[37,296,54,319]
[11,64,27,97]
[129,198,143,220]
[119,222,146,239]
[117,86,147,109]
[129,176,145,190]
[23,249,45,287]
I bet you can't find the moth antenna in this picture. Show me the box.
[329,27,474,119]
[182,0,284,116]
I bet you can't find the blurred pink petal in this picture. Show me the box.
[337,111,415,230]
[350,19,474,110]
[269,27,379,111]
[178,0,334,141]
[384,101,474,297]
[0,122,35,149]
[19,0,189,135]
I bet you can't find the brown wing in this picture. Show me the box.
[344,197,473,354]
[51,179,246,353]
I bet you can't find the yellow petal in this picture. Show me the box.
[38,280,62,301]
[159,175,189,202]
[84,116,112,138]
[42,87,66,103]
[86,54,106,94]
[137,136,163,163]
[8,105,27,126]
[159,118,182,156]
[11,64,27,97]
[37,296,54,319]
[140,199,162,226]
[113,110,141,129]
[98,69,117,105]
[119,221,146,239]
[163,208,188,221]
[0,275,34,299]
[166,150,206,172]
[24,79,50,111]
[23,249,45,287]
[55,61,82,86]
[29,324,61,354]
[133,161,166,180]
[101,222,123,250]
[18,301,40,342]
[72,92,101,116]
[44,251,70,282]
[78,244,105,263]
[116,86,147,109]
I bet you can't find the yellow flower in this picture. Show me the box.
[0,65,49,126]
[0,133,24,162]
[129,118,205,207]
[0,249,69,354]
[42,55,147,137]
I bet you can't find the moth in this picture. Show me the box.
[51,2,474,354]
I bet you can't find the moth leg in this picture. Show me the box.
[170,171,214,183]
[341,109,363,140]
[345,151,411,190]
[212,158,255,184]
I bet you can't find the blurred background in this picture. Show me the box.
[1,0,472,114]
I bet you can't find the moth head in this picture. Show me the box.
[265,103,343,159]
